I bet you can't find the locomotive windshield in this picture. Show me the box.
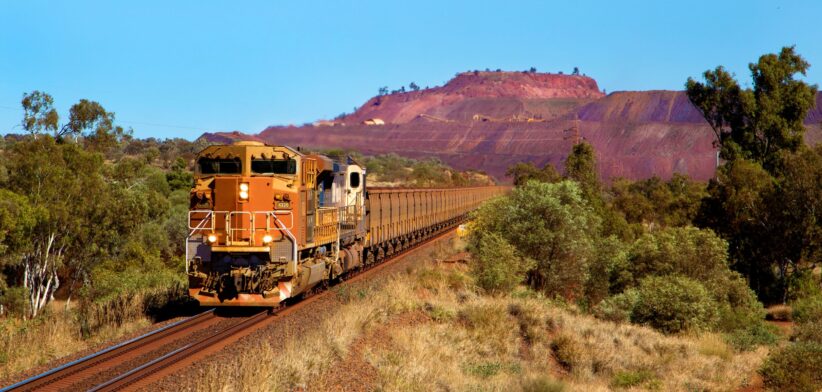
[198,158,242,175]
[251,158,297,175]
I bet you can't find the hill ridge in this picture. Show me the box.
[202,72,822,182]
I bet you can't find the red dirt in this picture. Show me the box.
[202,73,822,182]
[767,320,796,337]
[737,373,765,392]
[316,311,430,391]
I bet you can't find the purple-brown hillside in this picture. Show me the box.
[203,72,822,182]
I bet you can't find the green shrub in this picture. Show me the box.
[628,227,729,288]
[716,273,766,325]
[594,289,639,323]
[715,281,768,343]
[724,322,780,351]
[625,227,768,330]
[786,269,822,303]
[631,275,718,334]
[585,235,630,305]
[468,231,531,294]
[717,305,763,333]
[792,320,822,344]
[792,294,822,323]
[761,342,822,392]
[469,181,600,299]
[0,286,29,316]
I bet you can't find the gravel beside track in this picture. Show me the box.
[143,230,458,391]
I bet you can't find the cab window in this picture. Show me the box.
[198,158,241,175]
[349,172,361,188]
[251,158,297,175]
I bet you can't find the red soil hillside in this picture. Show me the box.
[202,73,822,182]
[343,71,604,124]
[577,90,705,123]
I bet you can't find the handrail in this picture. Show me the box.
[227,211,253,243]
[270,214,298,274]
[186,213,214,274]
[187,209,296,248]
[188,210,215,231]
[264,211,293,231]
[189,210,294,232]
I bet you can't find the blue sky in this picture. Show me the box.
[1,0,820,139]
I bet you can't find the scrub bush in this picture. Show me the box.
[630,275,718,334]
[761,342,822,392]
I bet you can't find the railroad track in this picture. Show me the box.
[0,308,228,392]
[87,309,272,392]
[2,223,461,392]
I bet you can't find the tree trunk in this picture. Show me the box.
[65,281,74,311]
[23,232,61,318]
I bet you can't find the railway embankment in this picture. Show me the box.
[163,236,768,392]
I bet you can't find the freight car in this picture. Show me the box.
[186,141,505,306]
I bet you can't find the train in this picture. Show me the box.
[186,141,506,306]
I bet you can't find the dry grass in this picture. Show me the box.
[0,301,151,380]
[765,304,793,321]
[696,333,734,361]
[195,239,768,391]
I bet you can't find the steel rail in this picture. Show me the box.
[88,310,271,392]
[1,309,216,392]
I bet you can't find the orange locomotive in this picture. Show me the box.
[186,141,505,306]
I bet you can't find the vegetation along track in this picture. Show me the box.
[2,222,463,392]
[1,308,223,391]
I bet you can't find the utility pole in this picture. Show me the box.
[563,114,581,145]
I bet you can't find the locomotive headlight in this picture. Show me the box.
[207,234,217,243]
[239,183,249,192]
[239,190,249,200]
[262,234,273,244]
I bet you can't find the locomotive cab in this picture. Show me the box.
[187,141,366,306]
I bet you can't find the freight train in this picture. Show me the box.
[186,141,505,306]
